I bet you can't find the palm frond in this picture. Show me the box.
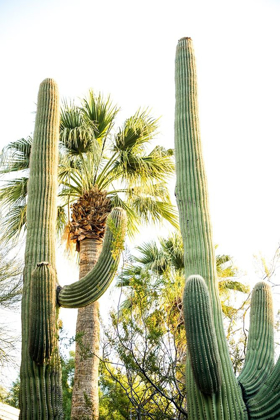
[216,253,238,279]
[0,178,28,208]
[81,90,119,142]
[57,205,67,236]
[134,241,168,275]
[115,264,144,288]
[116,182,172,202]
[60,221,76,257]
[60,99,100,156]
[0,137,32,174]
[218,280,250,294]
[160,233,185,272]
[95,152,118,190]
[130,196,179,230]
[0,247,22,308]
[1,205,27,244]
[113,109,159,153]
[59,155,95,196]
[111,147,175,186]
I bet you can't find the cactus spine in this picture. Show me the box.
[20,79,127,418]
[175,37,280,420]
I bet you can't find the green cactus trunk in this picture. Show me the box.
[19,79,127,419]
[20,78,62,419]
[175,38,247,420]
[175,37,280,420]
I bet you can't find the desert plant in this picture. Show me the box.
[175,37,280,419]
[20,79,126,418]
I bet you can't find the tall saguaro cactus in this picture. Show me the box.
[20,79,127,419]
[175,38,280,420]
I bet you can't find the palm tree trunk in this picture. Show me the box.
[71,238,103,420]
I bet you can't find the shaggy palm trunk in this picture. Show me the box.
[71,238,103,420]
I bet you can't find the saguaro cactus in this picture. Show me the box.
[175,38,280,420]
[20,79,127,418]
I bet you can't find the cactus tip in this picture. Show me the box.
[40,78,58,88]
[178,37,192,42]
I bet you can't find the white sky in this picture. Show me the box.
[1,0,280,385]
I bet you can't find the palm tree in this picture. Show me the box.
[0,91,178,419]
[117,233,249,322]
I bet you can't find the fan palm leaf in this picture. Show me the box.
[81,90,119,142]
[129,196,179,230]
[60,100,97,153]
[0,137,31,174]
[113,109,158,152]
[0,177,28,208]
[1,205,27,244]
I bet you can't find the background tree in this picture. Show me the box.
[60,351,75,420]
[0,246,22,373]
[97,236,250,419]
[2,377,20,409]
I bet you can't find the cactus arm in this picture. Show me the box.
[29,263,58,364]
[175,37,247,419]
[247,357,280,419]
[57,207,126,308]
[238,282,274,400]
[183,275,222,395]
[20,79,63,418]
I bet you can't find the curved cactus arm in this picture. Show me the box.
[29,262,58,364]
[238,282,274,400]
[247,356,280,419]
[57,207,126,308]
[183,275,222,395]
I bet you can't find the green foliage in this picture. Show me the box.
[0,246,22,371]
[99,368,131,420]
[107,216,126,261]
[61,351,75,420]
[2,377,20,409]
[0,247,22,309]
[101,259,188,419]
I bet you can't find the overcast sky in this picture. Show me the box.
[1,0,280,384]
